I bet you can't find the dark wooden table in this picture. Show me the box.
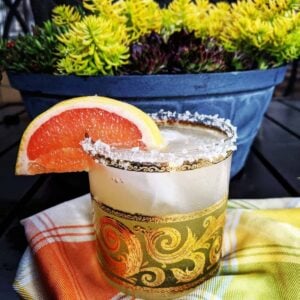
[0,98,300,298]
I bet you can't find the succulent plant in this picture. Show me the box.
[120,31,168,75]
[52,4,83,27]
[1,0,299,75]
[220,0,300,68]
[166,29,227,73]
[1,21,59,73]
[83,0,163,42]
[0,39,5,81]
[0,39,5,71]
[56,15,129,75]
[194,2,231,39]
[161,0,201,35]
[122,29,228,74]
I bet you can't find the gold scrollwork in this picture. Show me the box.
[140,267,166,287]
[93,196,226,294]
[97,216,143,279]
[209,235,222,266]
[171,252,205,283]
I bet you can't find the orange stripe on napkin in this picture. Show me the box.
[21,206,118,300]
[29,224,94,243]
[31,231,96,250]
[34,240,117,300]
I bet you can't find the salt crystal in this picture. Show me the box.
[80,111,237,170]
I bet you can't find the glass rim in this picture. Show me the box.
[82,111,237,173]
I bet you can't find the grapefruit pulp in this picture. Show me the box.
[16,96,164,175]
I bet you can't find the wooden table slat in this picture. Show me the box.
[254,113,300,195]
[253,143,300,195]
[281,99,300,111]
[254,117,299,144]
[0,109,29,154]
[230,151,290,198]
[0,104,25,119]
[266,100,300,138]
[0,227,28,299]
[0,145,40,230]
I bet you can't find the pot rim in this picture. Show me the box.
[7,66,287,98]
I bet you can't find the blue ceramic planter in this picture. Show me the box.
[8,67,286,177]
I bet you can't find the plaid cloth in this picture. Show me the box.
[14,195,300,300]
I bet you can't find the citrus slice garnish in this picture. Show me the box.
[16,96,164,175]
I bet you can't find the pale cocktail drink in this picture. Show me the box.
[82,112,236,299]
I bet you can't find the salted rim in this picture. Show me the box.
[81,111,237,172]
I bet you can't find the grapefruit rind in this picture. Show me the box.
[16,96,165,175]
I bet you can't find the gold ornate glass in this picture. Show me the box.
[87,113,236,299]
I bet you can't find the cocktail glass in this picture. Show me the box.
[83,112,237,299]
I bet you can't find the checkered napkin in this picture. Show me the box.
[14,195,300,300]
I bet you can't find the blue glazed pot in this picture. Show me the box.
[8,67,286,177]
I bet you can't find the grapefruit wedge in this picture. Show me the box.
[16,96,164,175]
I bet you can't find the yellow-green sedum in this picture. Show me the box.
[83,0,125,24]
[55,0,163,75]
[161,0,200,36]
[220,0,300,67]
[57,15,129,75]
[83,0,162,42]
[48,0,300,75]
[161,0,231,39]
[194,2,231,39]
[52,5,82,27]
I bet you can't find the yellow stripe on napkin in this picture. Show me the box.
[254,208,300,228]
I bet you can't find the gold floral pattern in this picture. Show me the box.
[93,196,227,298]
